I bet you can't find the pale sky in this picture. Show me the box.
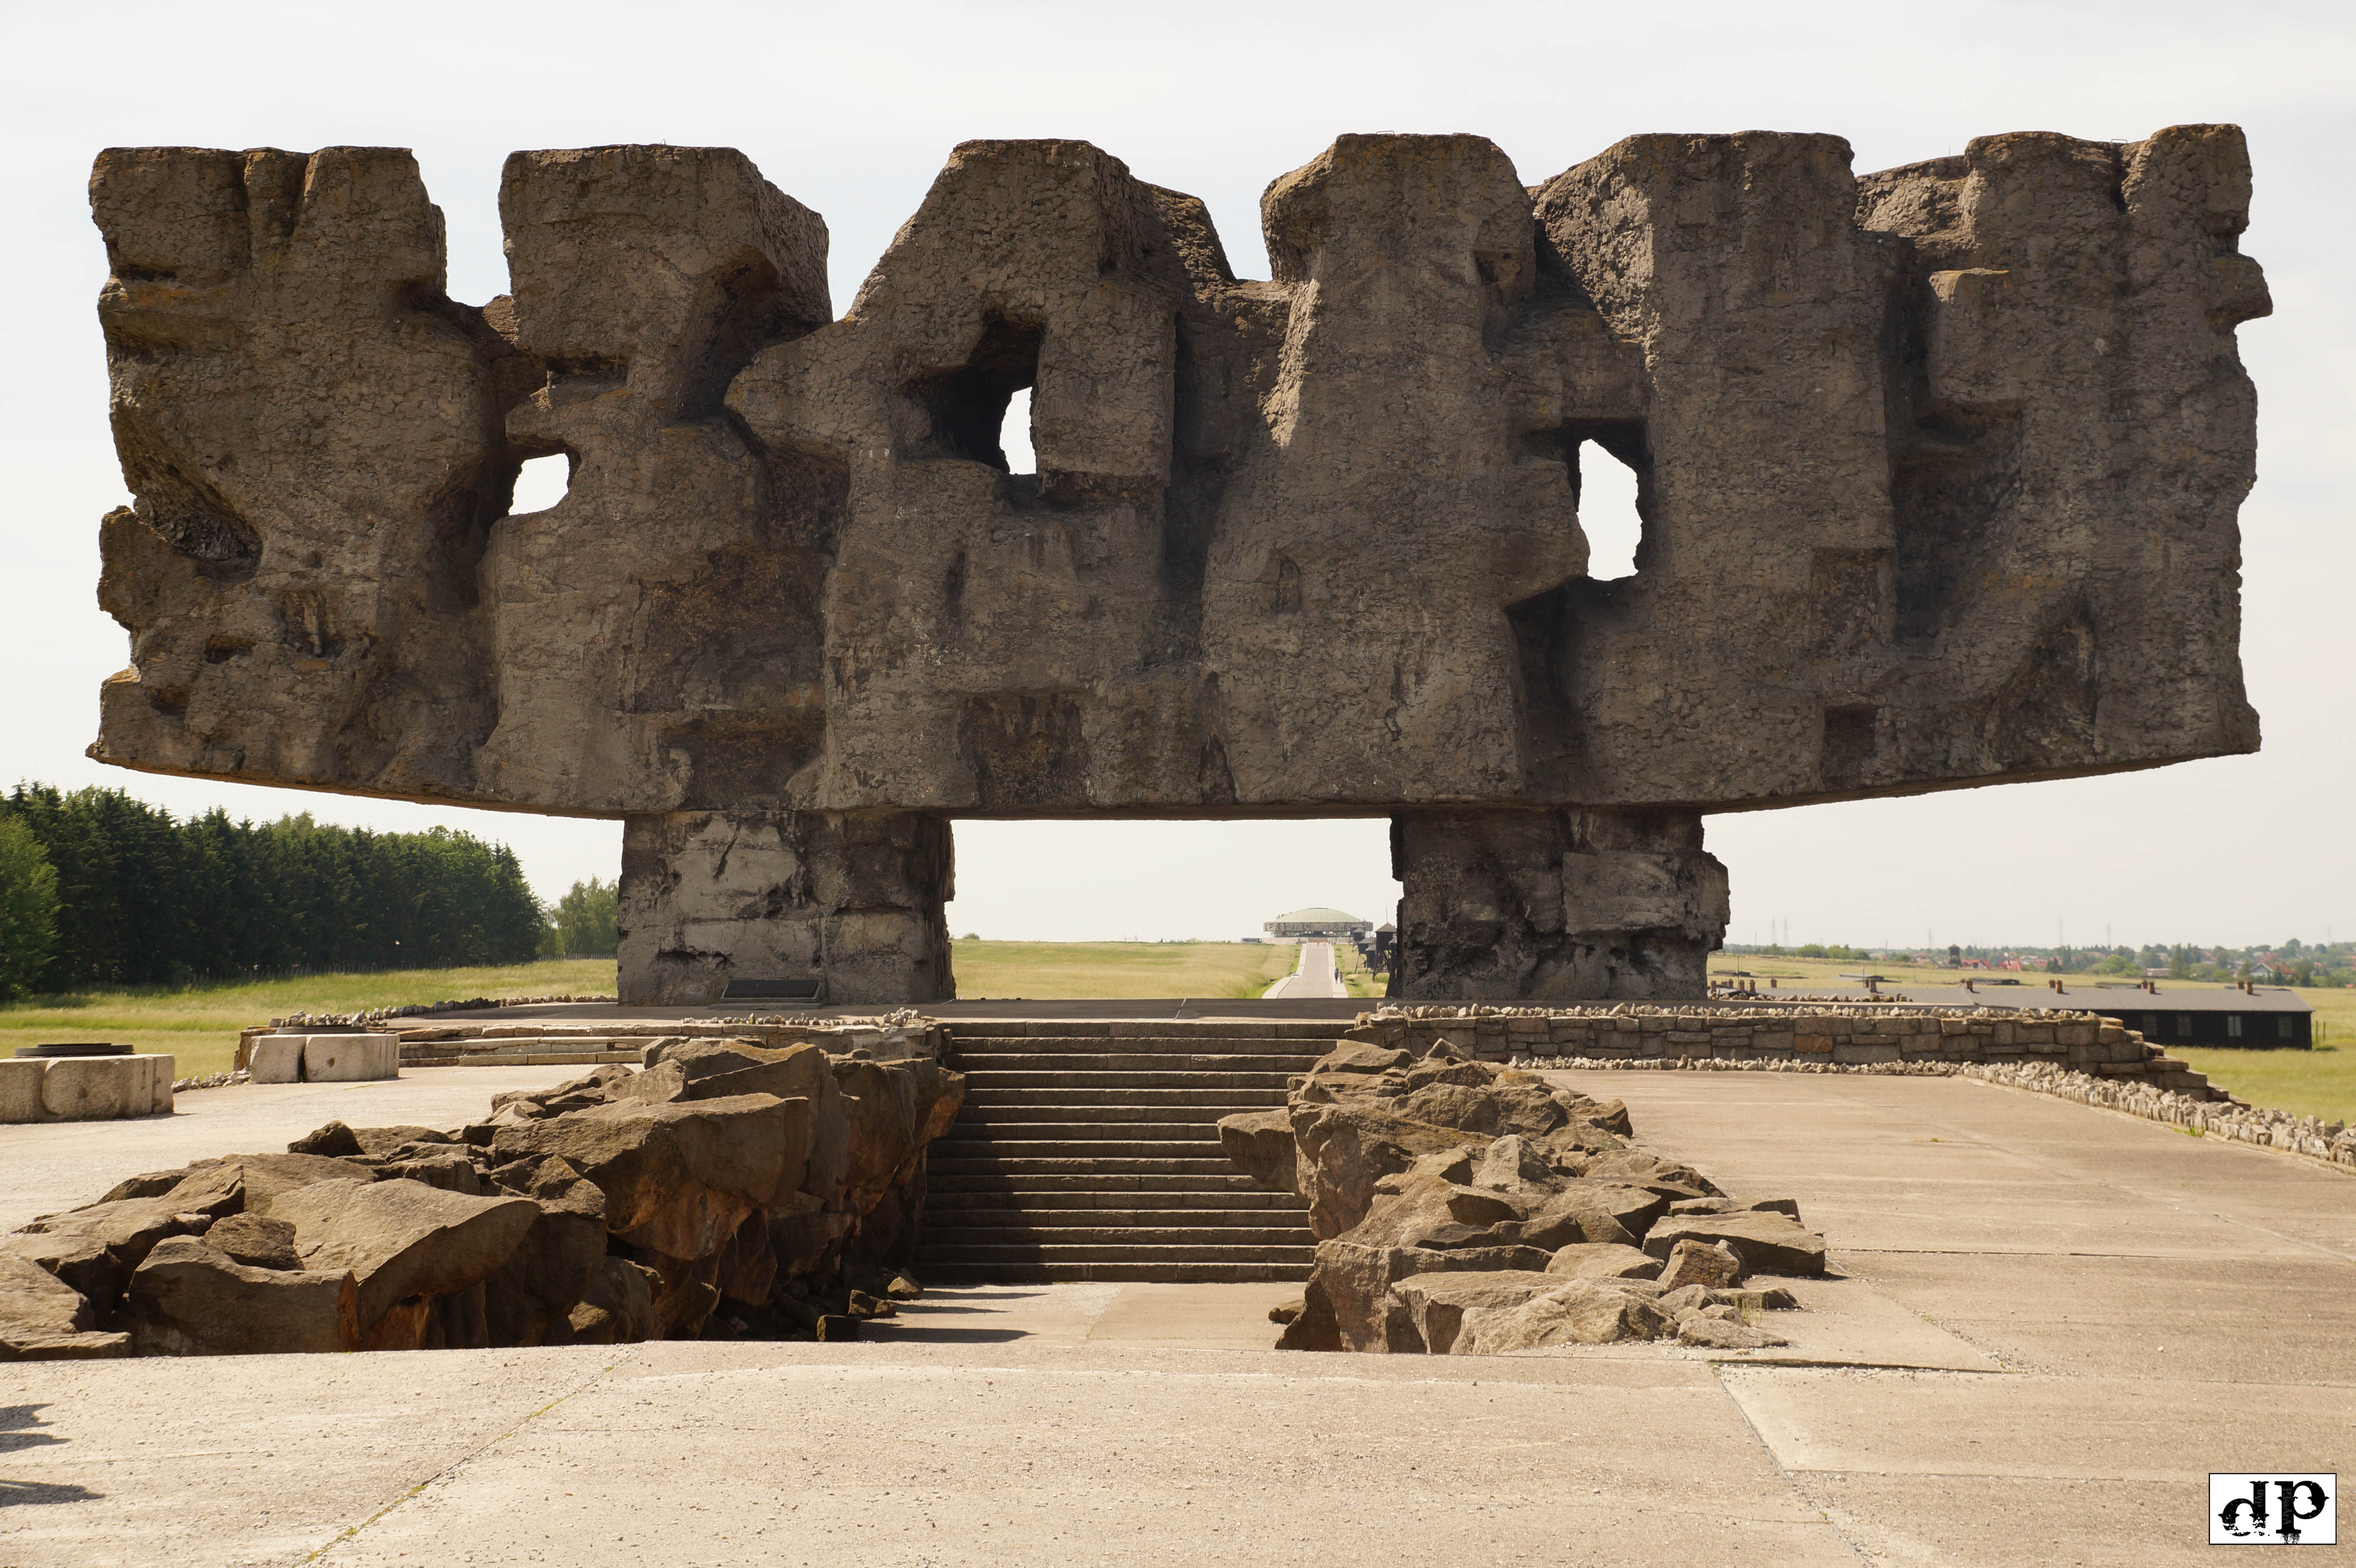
[2,1,2348,949]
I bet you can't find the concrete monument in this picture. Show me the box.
[86,127,2267,1002]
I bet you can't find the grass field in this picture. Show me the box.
[0,958,618,1080]
[1716,953,2356,1122]
[952,940,1298,1000]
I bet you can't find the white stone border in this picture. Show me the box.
[1514,1053,2356,1173]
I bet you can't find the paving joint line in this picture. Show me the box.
[1807,1074,2356,1263]
[302,1348,640,1562]
[1710,1361,1875,1564]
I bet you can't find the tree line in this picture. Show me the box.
[0,783,563,996]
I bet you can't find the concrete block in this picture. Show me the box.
[299,1035,398,1081]
[42,1057,130,1119]
[248,1035,305,1084]
[1832,1043,1902,1065]
[0,1058,48,1122]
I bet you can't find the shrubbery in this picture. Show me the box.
[543,877,619,958]
[1,784,547,992]
[0,815,59,998]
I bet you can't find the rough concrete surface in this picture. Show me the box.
[84,128,2268,1002]
[6,1069,2348,1565]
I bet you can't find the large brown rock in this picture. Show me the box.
[0,1253,127,1360]
[10,1164,247,1310]
[489,1092,814,1258]
[1216,1109,1298,1194]
[1642,1212,1828,1276]
[1454,1279,1672,1353]
[1297,1239,1554,1353]
[1289,1103,1492,1239]
[1388,1270,1562,1354]
[1545,1242,1661,1281]
[551,1255,660,1346]
[124,1238,359,1355]
[267,1178,540,1347]
[482,1159,610,1348]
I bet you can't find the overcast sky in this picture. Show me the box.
[2,1,2347,950]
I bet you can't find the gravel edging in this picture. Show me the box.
[1515,1053,2356,1173]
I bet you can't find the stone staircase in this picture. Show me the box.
[915,1020,1347,1282]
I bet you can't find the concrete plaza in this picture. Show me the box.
[3,1067,2350,1565]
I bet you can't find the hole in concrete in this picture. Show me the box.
[1578,440,1642,579]
[510,453,572,515]
[906,316,1042,471]
[1000,387,1036,476]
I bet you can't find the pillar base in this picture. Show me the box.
[618,811,953,1006]
[1390,807,1728,1001]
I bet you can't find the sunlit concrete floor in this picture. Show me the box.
[4,1068,2352,1566]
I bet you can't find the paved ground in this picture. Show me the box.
[4,1068,2352,1564]
[1262,939,1344,999]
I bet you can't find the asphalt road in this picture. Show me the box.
[1262,939,1346,999]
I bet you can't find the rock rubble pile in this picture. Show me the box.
[0,1037,960,1359]
[1221,1038,1826,1354]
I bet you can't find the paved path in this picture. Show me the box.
[1262,938,1346,999]
[0,1066,587,1230]
[5,1069,2353,1564]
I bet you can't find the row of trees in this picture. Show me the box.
[1723,938,2353,988]
[0,784,595,997]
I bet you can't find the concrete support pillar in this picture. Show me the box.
[618,811,954,1006]
[1390,807,1728,1001]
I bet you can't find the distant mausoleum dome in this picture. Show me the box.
[1265,907,1372,938]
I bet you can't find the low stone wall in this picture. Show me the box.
[1,1054,176,1123]
[1348,1003,2215,1098]
[237,1013,950,1073]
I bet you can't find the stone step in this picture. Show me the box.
[918,1242,1315,1266]
[928,1191,1310,1214]
[947,1034,1341,1055]
[911,1261,1311,1284]
[926,1171,1280,1195]
[952,1059,1317,1079]
[938,1123,1223,1146]
[928,1223,1313,1247]
[951,1104,1240,1127]
[930,1204,1309,1227]
[944,1023,1352,1040]
[928,1154,1246,1176]
[958,1077,1295,1097]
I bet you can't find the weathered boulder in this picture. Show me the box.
[482,1158,610,1347]
[1579,1150,1721,1199]
[1216,1109,1297,1193]
[1545,1242,1661,1281]
[489,1092,814,1258]
[125,1237,359,1355]
[1643,1212,1827,1276]
[0,1253,127,1360]
[1291,1238,1554,1353]
[551,1255,660,1346]
[1454,1279,1672,1353]
[1235,1034,1816,1356]
[1658,1238,1745,1292]
[1666,1195,1801,1223]
[1389,1270,1562,1354]
[833,1056,961,1214]
[10,1164,247,1309]
[1675,1313,1789,1350]
[267,1178,540,1348]
[204,1214,301,1270]
[1289,1103,1493,1238]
